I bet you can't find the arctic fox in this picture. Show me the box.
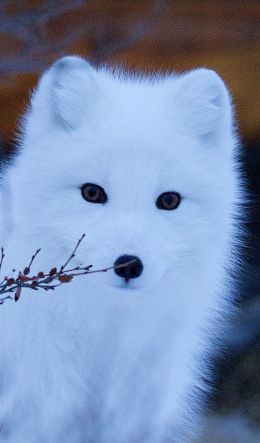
[0,56,242,442]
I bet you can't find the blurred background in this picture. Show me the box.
[0,1,259,441]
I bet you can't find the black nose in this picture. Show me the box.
[114,255,143,282]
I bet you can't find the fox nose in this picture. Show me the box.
[114,255,143,282]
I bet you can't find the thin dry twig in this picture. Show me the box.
[0,248,5,274]
[0,235,136,305]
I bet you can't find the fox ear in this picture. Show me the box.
[31,56,97,129]
[175,69,232,142]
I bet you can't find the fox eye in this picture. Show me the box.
[81,183,107,204]
[156,192,181,210]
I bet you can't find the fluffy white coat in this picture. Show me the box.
[0,56,242,442]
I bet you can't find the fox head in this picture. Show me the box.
[1,56,240,309]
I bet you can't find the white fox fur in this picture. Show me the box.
[0,56,242,442]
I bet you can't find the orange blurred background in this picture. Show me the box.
[0,0,259,147]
